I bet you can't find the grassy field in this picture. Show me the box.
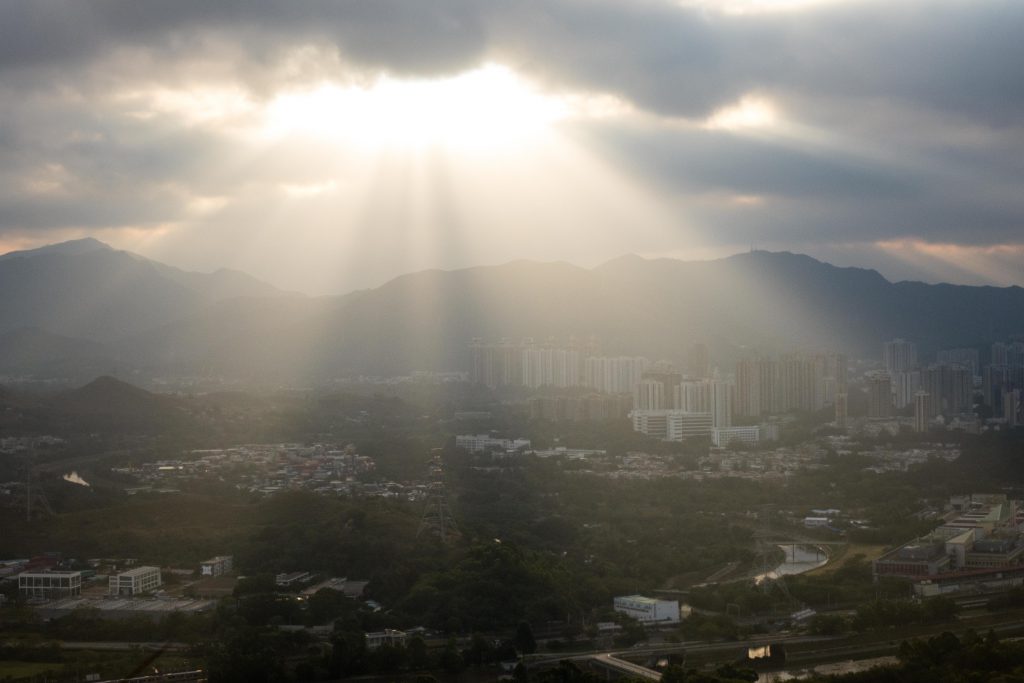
[0,654,204,683]
[0,660,64,679]
[805,543,889,576]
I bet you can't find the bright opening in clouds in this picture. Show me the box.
[704,96,780,132]
[261,64,572,151]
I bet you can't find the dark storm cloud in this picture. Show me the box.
[0,81,239,231]
[4,1,1023,122]
[575,122,922,200]
[577,118,1024,247]
[0,0,489,82]
[490,0,1024,124]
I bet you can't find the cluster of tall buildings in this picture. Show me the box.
[585,356,650,394]
[628,364,731,441]
[470,338,710,394]
[632,374,733,427]
[471,337,646,391]
[878,338,973,426]
[471,335,1024,435]
[872,338,1023,431]
[733,352,847,418]
[985,341,1024,426]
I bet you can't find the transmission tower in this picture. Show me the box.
[417,450,459,544]
[22,443,55,521]
[755,504,793,602]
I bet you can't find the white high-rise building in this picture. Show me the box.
[634,378,666,410]
[710,380,733,429]
[891,370,921,409]
[914,390,932,433]
[522,347,581,388]
[883,339,918,374]
[584,356,649,394]
[735,358,762,417]
[676,380,711,412]
[867,371,893,419]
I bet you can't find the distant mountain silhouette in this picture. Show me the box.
[40,376,197,434]
[48,375,181,416]
[1,239,1023,381]
[263,250,1020,375]
[0,236,114,261]
[0,238,285,342]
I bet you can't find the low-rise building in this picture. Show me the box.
[275,571,311,587]
[875,494,1024,582]
[18,570,82,600]
[455,434,532,453]
[964,537,1024,569]
[613,595,680,623]
[712,426,761,447]
[365,629,407,649]
[109,566,162,597]
[200,556,233,577]
[873,540,951,578]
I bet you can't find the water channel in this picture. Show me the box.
[749,544,891,681]
[756,655,898,681]
[754,544,829,583]
[62,471,90,487]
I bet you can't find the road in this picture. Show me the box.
[527,613,1024,679]
[588,653,663,680]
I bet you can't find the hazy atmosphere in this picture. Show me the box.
[2,0,1023,293]
[4,5,1024,683]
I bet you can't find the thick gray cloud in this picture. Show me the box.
[4,1,1022,119]
[0,0,1022,290]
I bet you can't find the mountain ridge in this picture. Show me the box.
[1,239,1022,381]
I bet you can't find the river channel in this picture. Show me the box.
[756,655,898,681]
[754,544,829,583]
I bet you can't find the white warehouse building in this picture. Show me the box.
[109,566,162,597]
[613,595,681,623]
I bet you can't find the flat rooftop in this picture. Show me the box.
[114,566,160,578]
[42,597,214,613]
[615,595,660,605]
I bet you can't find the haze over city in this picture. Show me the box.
[4,4,1024,683]
[1,1,1023,293]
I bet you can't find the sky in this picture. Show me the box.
[1,0,1022,295]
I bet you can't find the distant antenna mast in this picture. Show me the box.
[26,445,32,522]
